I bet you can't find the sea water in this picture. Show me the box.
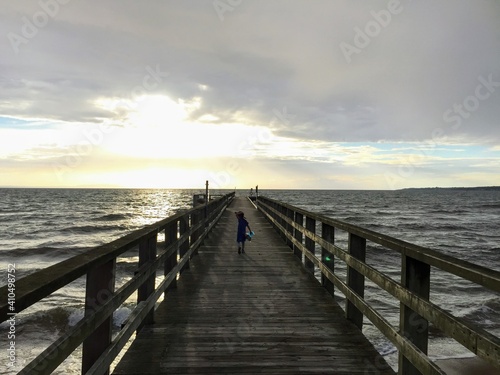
[0,187,499,373]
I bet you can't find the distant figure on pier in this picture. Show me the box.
[235,211,252,254]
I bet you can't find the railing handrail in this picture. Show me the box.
[0,192,234,374]
[256,195,500,375]
[258,195,500,292]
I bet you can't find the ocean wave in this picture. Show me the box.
[92,213,133,222]
[64,224,128,234]
[68,306,132,327]
[0,246,93,258]
[0,305,133,332]
[455,297,500,330]
[433,223,467,231]
[429,209,469,214]
[378,342,398,357]
[478,203,500,209]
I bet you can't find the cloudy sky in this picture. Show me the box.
[1,0,499,189]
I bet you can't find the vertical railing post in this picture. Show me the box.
[191,210,200,256]
[271,201,277,231]
[285,207,294,249]
[137,232,157,329]
[205,201,213,233]
[321,223,335,297]
[293,212,303,259]
[82,259,116,375]
[346,233,366,330]
[304,216,315,274]
[274,201,280,233]
[399,255,430,375]
[197,206,205,244]
[165,221,178,293]
[279,204,287,242]
[205,180,209,224]
[179,214,190,271]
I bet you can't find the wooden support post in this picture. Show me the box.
[137,233,157,329]
[179,214,190,271]
[321,223,335,297]
[346,233,366,330]
[279,204,287,242]
[82,259,116,375]
[293,212,303,259]
[165,221,178,292]
[273,201,280,232]
[286,207,294,249]
[205,201,212,234]
[399,255,430,375]
[271,201,278,231]
[191,211,200,257]
[305,216,315,274]
[205,180,209,223]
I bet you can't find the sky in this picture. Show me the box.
[1,0,499,190]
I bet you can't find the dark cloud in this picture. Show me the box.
[1,0,499,144]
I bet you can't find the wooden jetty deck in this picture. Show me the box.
[112,197,394,374]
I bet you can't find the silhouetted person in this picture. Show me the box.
[235,211,251,254]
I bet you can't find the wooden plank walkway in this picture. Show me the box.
[112,197,395,374]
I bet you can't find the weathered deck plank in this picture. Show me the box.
[112,197,394,375]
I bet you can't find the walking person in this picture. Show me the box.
[235,211,251,254]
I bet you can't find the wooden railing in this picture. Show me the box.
[0,192,234,375]
[257,196,500,375]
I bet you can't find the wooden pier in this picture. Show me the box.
[112,196,393,374]
[2,191,499,375]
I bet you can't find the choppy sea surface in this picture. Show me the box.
[1,187,499,373]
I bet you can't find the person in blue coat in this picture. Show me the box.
[235,211,252,254]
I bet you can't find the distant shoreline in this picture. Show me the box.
[399,186,500,191]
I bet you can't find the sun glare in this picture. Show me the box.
[128,95,189,128]
[98,94,264,160]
